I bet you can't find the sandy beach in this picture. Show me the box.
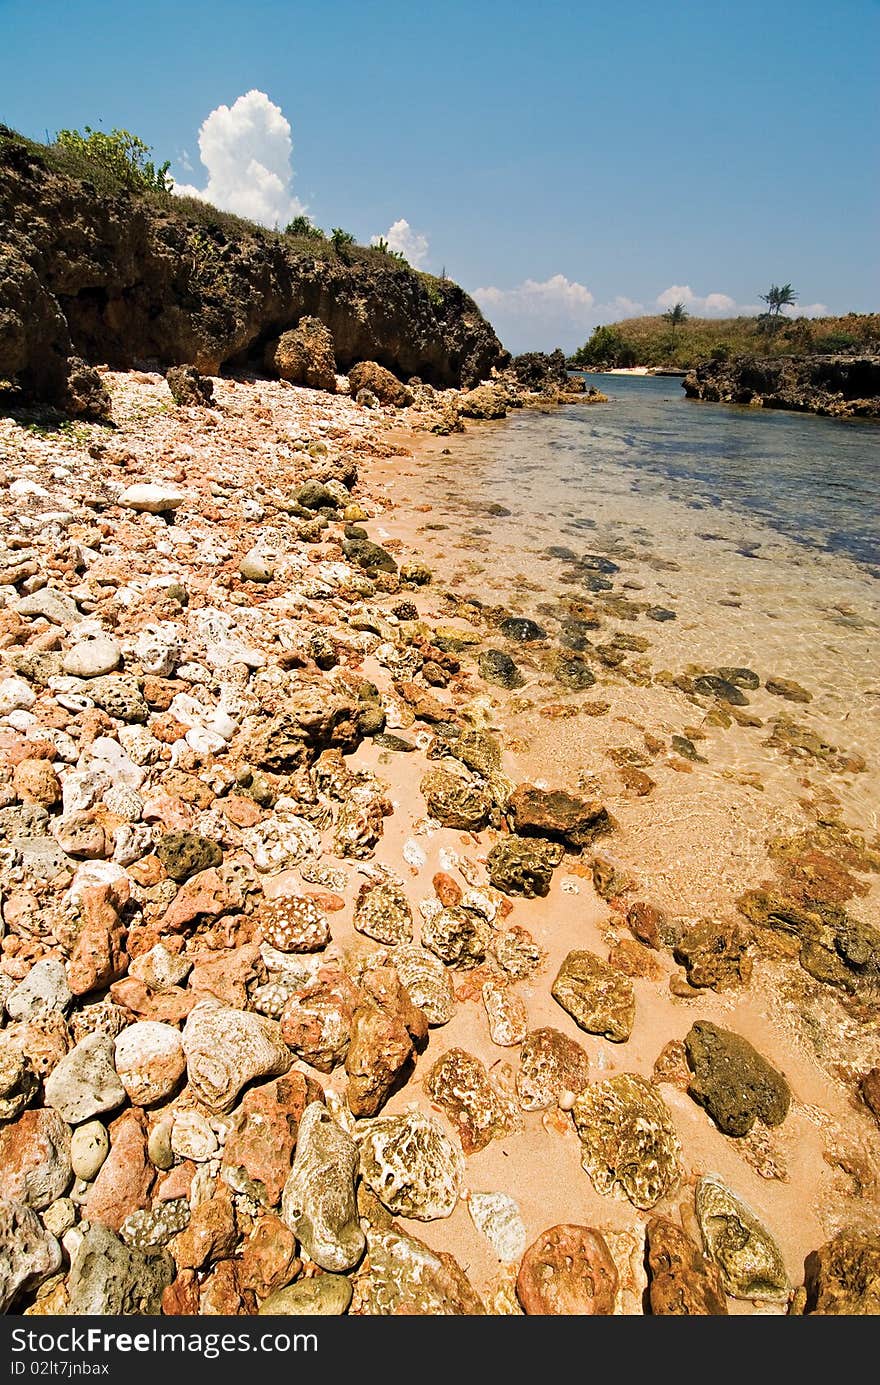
[0,367,877,1317]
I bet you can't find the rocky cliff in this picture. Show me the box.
[0,128,507,405]
[682,353,880,418]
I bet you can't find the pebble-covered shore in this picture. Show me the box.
[0,366,878,1318]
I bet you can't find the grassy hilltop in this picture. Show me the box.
[571,312,880,371]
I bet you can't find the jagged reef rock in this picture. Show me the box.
[0,128,506,404]
[264,316,337,392]
[354,1108,464,1219]
[683,353,880,419]
[645,1216,728,1315]
[572,1074,681,1209]
[803,1230,880,1315]
[280,1102,364,1272]
[351,1225,486,1315]
[695,1173,789,1301]
[348,360,413,406]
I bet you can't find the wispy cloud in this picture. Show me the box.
[370,218,429,267]
[171,89,305,228]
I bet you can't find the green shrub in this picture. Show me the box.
[330,227,356,251]
[55,126,171,193]
[710,343,732,362]
[571,325,637,368]
[284,214,325,240]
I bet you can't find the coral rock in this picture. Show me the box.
[516,1225,618,1315]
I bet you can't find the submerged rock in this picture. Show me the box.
[695,1173,789,1301]
[506,784,613,849]
[478,649,525,689]
[500,616,546,642]
[552,949,635,1042]
[674,919,753,990]
[572,1074,681,1209]
[281,1103,364,1272]
[684,1021,791,1137]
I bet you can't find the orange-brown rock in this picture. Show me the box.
[626,900,666,950]
[516,1225,618,1314]
[222,1072,322,1207]
[280,967,359,1072]
[13,758,62,806]
[188,943,264,1008]
[645,1216,728,1315]
[84,1110,154,1232]
[171,1186,238,1271]
[68,883,129,997]
[238,1216,300,1298]
[161,1270,200,1316]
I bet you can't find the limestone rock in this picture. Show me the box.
[63,356,112,420]
[239,547,274,583]
[265,317,337,393]
[487,836,564,897]
[516,1026,591,1111]
[44,1033,127,1125]
[674,918,753,990]
[804,1230,880,1315]
[70,1120,110,1181]
[355,1108,464,1220]
[353,879,413,945]
[351,1225,485,1315]
[695,1173,789,1301]
[166,364,213,406]
[114,1021,187,1106]
[482,980,527,1046]
[459,384,508,419]
[222,1071,321,1207]
[13,759,61,807]
[155,831,223,882]
[256,894,331,952]
[238,1215,299,1298]
[66,1223,173,1314]
[348,360,413,406]
[645,1215,728,1315]
[422,905,490,968]
[83,1110,153,1232]
[280,968,359,1071]
[280,1103,365,1272]
[345,970,427,1118]
[248,689,361,770]
[467,1191,527,1263]
[182,1001,291,1112]
[119,483,189,513]
[5,958,72,1023]
[0,1109,71,1209]
[572,1074,681,1210]
[684,1021,791,1137]
[259,1274,352,1315]
[425,1048,518,1153]
[506,785,614,849]
[516,1225,618,1315]
[171,1187,237,1270]
[0,1200,62,1313]
[551,949,635,1042]
[392,944,455,1025]
[0,1039,38,1122]
[63,635,122,679]
[420,769,491,831]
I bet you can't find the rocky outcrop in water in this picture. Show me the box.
[683,353,880,418]
[0,128,506,405]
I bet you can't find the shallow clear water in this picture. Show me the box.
[449,374,880,572]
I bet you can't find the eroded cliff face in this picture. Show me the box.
[0,133,507,401]
[682,354,880,418]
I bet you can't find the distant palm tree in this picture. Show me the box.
[663,300,689,346]
[759,283,798,318]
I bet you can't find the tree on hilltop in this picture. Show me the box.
[759,283,798,319]
[663,300,689,346]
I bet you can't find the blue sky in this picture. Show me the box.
[2,0,877,351]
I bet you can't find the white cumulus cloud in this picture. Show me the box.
[172,89,305,228]
[370,218,429,267]
[474,275,596,352]
[656,285,736,315]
